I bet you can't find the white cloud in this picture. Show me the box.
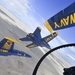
[57,36,68,44]
[0,0,50,36]
[66,54,75,61]
[57,36,75,53]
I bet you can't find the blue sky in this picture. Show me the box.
[0,0,75,65]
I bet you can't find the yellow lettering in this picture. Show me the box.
[63,16,69,25]
[45,32,57,42]
[53,33,56,37]
[45,36,52,42]
[70,13,75,24]
[52,34,54,37]
[56,32,59,35]
[50,36,52,39]
[54,22,60,28]
[45,37,50,42]
[51,34,54,37]
[60,19,66,27]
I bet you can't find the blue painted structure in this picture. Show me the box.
[19,27,58,49]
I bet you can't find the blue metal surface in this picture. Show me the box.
[46,2,75,31]
[0,38,31,58]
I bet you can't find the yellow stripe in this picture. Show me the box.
[45,21,53,33]
[28,44,35,48]
[2,40,12,50]
[38,27,42,30]
[5,37,20,43]
[25,46,30,50]
[18,39,22,43]
[56,32,59,35]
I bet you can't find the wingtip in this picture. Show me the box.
[37,26,42,30]
[25,46,30,50]
[5,37,20,44]
[18,39,22,42]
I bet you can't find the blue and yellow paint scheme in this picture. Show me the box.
[45,2,75,33]
[19,27,58,49]
[0,37,31,58]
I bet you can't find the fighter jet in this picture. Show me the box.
[19,27,58,49]
[0,37,31,58]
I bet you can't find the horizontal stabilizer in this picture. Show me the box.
[5,37,19,43]
[26,43,37,48]
[19,37,31,41]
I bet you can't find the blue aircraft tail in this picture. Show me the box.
[0,37,32,58]
[19,27,42,41]
[33,27,42,39]
[0,37,18,52]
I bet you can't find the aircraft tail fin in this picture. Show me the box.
[33,27,42,39]
[0,37,18,52]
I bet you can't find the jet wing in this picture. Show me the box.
[19,37,31,41]
[33,27,41,39]
[43,32,58,43]
[45,2,75,33]
[26,43,37,48]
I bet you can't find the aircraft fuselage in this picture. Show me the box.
[30,35,50,49]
